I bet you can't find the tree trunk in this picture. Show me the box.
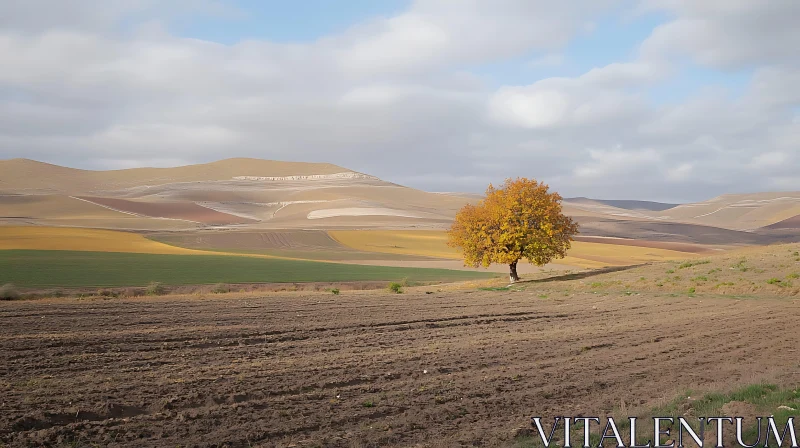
[509,260,520,283]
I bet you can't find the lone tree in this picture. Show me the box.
[447,178,578,282]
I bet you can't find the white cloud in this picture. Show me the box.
[580,61,666,87]
[488,88,570,129]
[0,0,797,201]
[666,163,693,181]
[339,85,408,107]
[0,1,240,34]
[574,148,662,180]
[488,61,656,130]
[333,0,625,78]
[751,152,787,169]
[640,0,800,69]
[338,15,451,76]
[89,124,240,153]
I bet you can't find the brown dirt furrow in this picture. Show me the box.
[77,196,255,225]
[1,292,798,447]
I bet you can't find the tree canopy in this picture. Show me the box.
[447,178,578,282]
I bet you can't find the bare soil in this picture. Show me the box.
[77,197,255,226]
[2,287,799,447]
[574,217,798,245]
[14,281,430,299]
[767,213,800,229]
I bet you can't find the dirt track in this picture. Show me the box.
[2,291,799,447]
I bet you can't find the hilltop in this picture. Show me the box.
[0,158,352,194]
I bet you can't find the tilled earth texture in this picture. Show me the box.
[2,290,799,447]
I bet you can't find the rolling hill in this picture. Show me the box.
[1,158,798,273]
[565,197,679,212]
[0,158,352,194]
[0,158,471,231]
[654,192,800,230]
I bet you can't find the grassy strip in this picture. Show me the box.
[0,250,497,288]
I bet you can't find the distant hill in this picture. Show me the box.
[565,197,679,212]
[1,158,798,245]
[656,192,800,230]
[0,158,354,194]
[0,158,472,231]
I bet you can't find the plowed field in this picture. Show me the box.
[2,290,798,447]
[767,213,800,230]
[77,197,254,226]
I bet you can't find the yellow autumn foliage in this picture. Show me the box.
[447,178,579,280]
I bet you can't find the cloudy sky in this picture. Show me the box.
[1,0,798,202]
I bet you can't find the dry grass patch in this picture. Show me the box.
[0,226,206,255]
[523,243,800,298]
[329,230,459,259]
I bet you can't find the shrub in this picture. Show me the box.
[692,276,708,282]
[479,286,511,291]
[387,282,403,294]
[787,273,799,279]
[679,260,710,269]
[330,288,340,295]
[211,283,229,294]
[732,258,749,272]
[687,286,696,295]
[0,283,20,300]
[767,278,782,285]
[146,281,166,296]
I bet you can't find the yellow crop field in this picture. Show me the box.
[0,226,206,255]
[562,241,696,267]
[329,230,698,268]
[1,226,700,269]
[329,230,460,259]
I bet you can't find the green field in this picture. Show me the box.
[0,250,496,288]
